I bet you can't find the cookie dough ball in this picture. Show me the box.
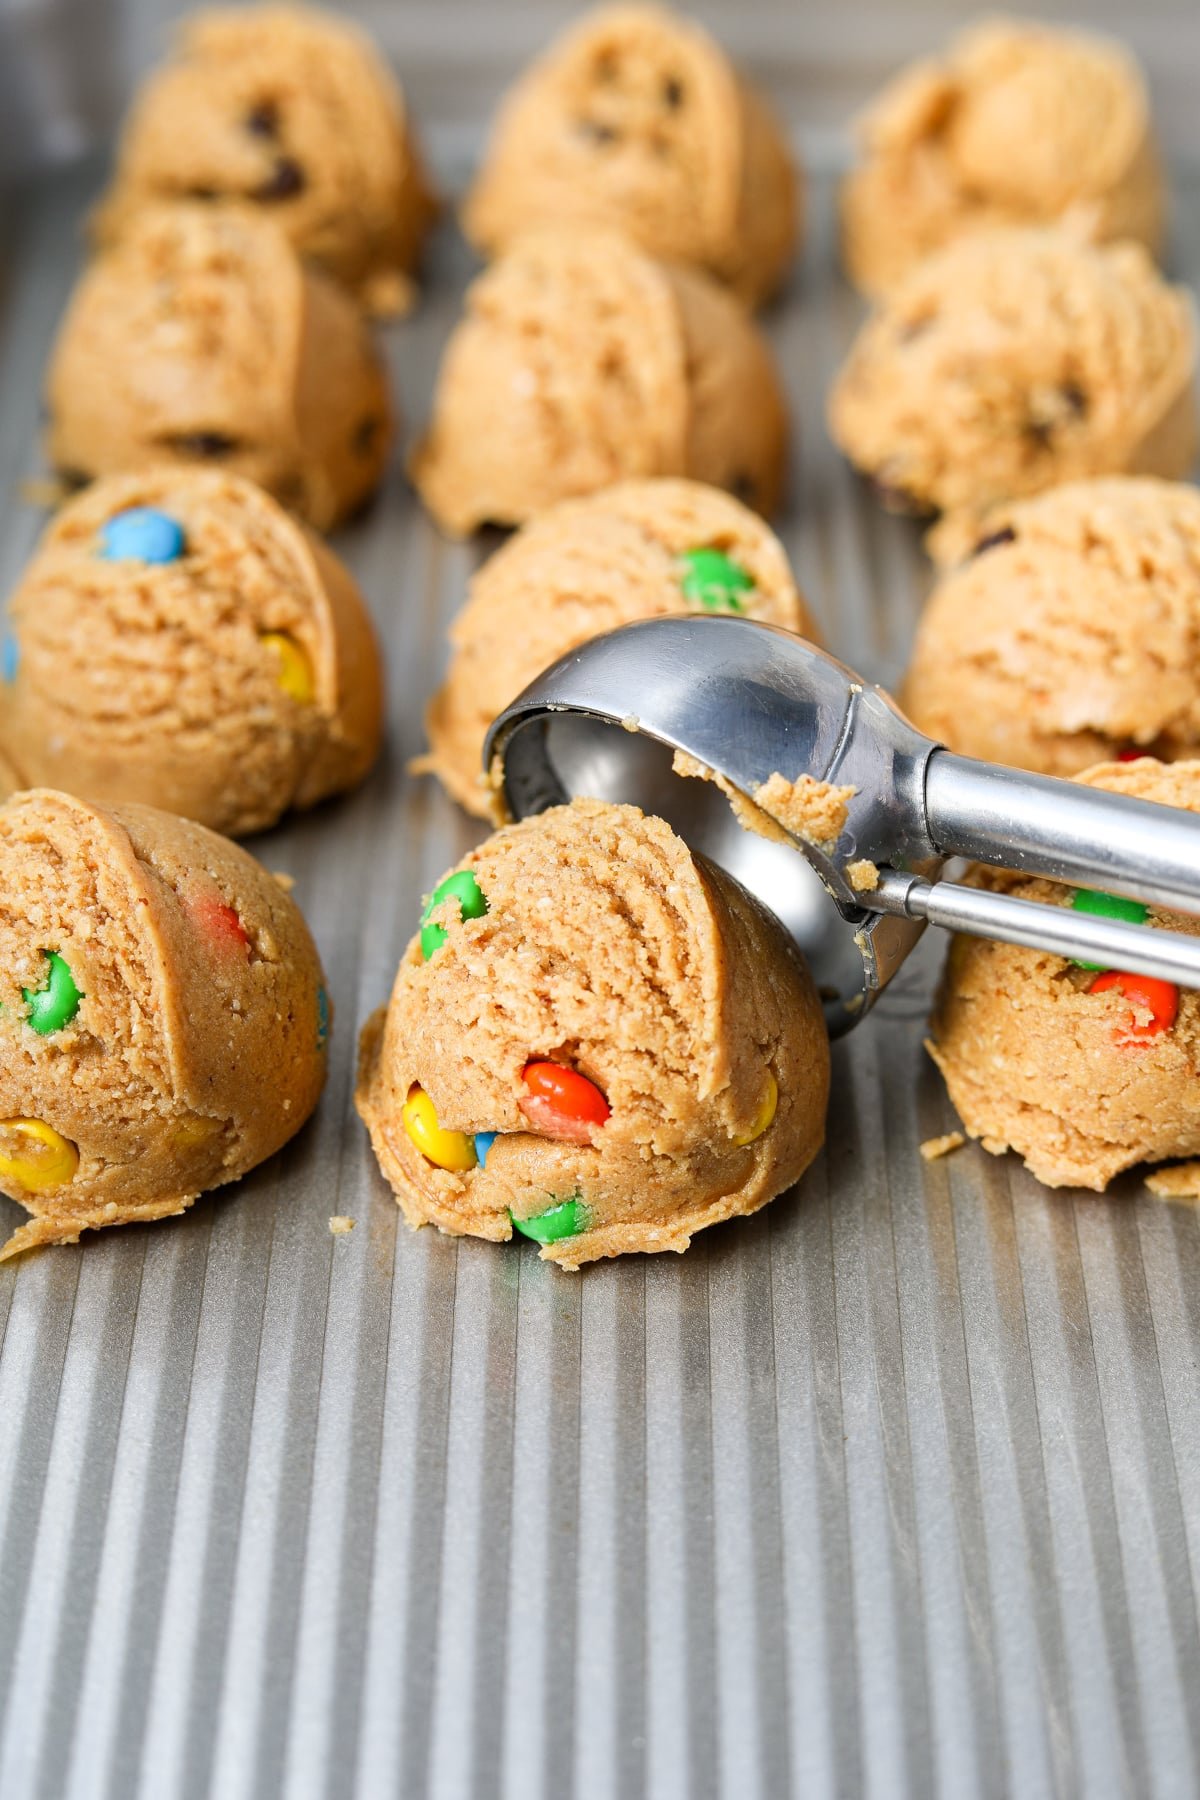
[95,4,437,317]
[463,3,799,308]
[0,787,329,1258]
[827,229,1196,537]
[0,469,383,836]
[903,478,1200,777]
[412,229,787,535]
[356,799,829,1267]
[423,478,817,815]
[45,203,392,531]
[841,19,1164,297]
[929,758,1200,1190]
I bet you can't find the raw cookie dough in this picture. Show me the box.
[841,18,1164,297]
[356,799,829,1267]
[94,3,437,317]
[828,228,1196,540]
[422,478,816,815]
[46,202,393,532]
[463,3,799,308]
[410,228,788,535]
[903,478,1200,777]
[0,468,383,836]
[0,787,329,1258]
[928,757,1200,1190]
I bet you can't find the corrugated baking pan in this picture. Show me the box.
[1,78,1200,1800]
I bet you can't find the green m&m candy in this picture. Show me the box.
[23,951,82,1035]
[679,547,755,614]
[420,869,488,961]
[509,1196,590,1244]
[1070,887,1149,971]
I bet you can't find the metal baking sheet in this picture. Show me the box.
[1,127,1200,1800]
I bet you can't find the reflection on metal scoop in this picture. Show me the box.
[485,617,1200,1034]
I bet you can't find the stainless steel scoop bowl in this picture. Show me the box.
[485,617,1200,1034]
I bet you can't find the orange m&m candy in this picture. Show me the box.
[1089,970,1179,1043]
[519,1062,610,1143]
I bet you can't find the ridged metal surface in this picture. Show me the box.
[1,144,1199,1800]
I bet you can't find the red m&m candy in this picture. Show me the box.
[188,893,251,953]
[1089,970,1179,1043]
[519,1062,610,1143]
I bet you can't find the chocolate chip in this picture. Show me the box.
[245,101,280,139]
[1062,382,1088,416]
[164,432,239,459]
[254,157,306,201]
[577,119,619,146]
[971,526,1017,558]
[353,416,383,458]
[663,76,684,108]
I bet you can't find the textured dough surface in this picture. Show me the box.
[0,469,382,836]
[828,229,1197,541]
[904,477,1200,777]
[356,800,829,1267]
[841,17,1164,296]
[928,758,1200,1190]
[0,788,328,1258]
[95,3,437,316]
[411,228,787,534]
[46,202,393,531]
[464,3,798,308]
[423,479,816,815]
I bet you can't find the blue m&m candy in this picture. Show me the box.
[98,508,186,565]
[474,1131,497,1167]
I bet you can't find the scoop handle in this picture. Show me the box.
[924,751,1200,917]
[870,870,1200,988]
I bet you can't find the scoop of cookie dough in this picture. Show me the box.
[463,3,799,308]
[422,478,817,815]
[410,228,787,535]
[45,202,393,531]
[0,787,329,1258]
[903,477,1200,777]
[94,3,437,317]
[928,757,1200,1190]
[356,799,829,1267]
[0,468,383,836]
[827,228,1196,537]
[841,18,1164,297]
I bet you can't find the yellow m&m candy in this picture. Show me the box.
[403,1086,478,1172]
[0,1118,79,1192]
[732,1071,778,1147]
[260,632,315,703]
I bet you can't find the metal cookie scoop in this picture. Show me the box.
[485,617,1200,1034]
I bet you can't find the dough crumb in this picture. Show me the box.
[1145,1163,1200,1200]
[272,872,296,894]
[329,1215,356,1235]
[754,772,856,848]
[846,858,879,892]
[920,1131,965,1162]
